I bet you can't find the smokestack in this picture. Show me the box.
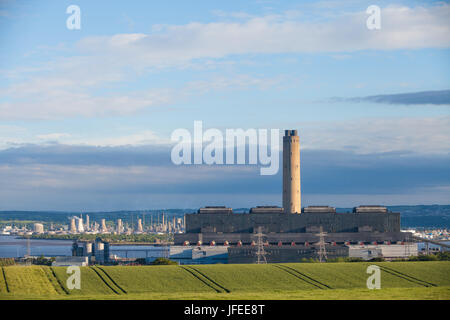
[283,130,301,214]
[101,219,107,233]
[117,219,123,234]
[70,218,77,233]
[77,217,84,233]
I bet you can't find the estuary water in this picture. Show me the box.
[0,235,168,258]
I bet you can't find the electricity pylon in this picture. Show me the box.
[315,226,328,263]
[255,226,268,264]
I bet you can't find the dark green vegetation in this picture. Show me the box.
[305,252,450,263]
[151,258,178,265]
[0,261,448,300]
[408,252,450,261]
[0,258,15,266]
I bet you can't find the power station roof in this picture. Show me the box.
[250,206,284,213]
[198,207,233,214]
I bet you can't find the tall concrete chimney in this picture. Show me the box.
[283,130,301,214]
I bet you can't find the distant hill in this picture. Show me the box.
[338,205,450,228]
[0,205,449,228]
[389,205,450,228]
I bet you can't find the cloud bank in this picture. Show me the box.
[334,89,450,105]
[1,3,450,120]
[0,143,449,210]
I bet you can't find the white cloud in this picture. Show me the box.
[76,4,450,60]
[0,128,171,150]
[64,130,170,147]
[0,72,289,119]
[36,133,72,140]
[1,3,449,120]
[0,84,174,120]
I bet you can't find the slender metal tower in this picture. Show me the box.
[315,226,328,263]
[255,226,268,264]
[283,130,301,214]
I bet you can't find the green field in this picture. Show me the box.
[0,262,449,300]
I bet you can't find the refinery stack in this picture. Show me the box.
[117,219,123,234]
[101,219,108,233]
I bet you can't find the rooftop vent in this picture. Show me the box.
[353,205,388,213]
[303,206,336,213]
[198,206,233,214]
[250,206,284,214]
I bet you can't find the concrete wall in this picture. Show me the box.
[52,256,89,266]
[348,244,418,259]
[168,245,228,265]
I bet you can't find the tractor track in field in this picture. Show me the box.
[1,267,9,293]
[180,266,230,293]
[378,265,437,287]
[274,265,331,289]
[90,266,122,295]
[49,267,70,294]
[97,267,127,294]
[43,267,69,295]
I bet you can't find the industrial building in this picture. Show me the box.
[174,129,417,263]
[52,256,89,267]
[72,238,110,264]
[165,246,228,265]
[33,223,44,234]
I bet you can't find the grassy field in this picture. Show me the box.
[0,261,449,300]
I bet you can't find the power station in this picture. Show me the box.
[174,129,415,263]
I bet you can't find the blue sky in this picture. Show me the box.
[0,0,449,210]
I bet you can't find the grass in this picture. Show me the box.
[51,266,118,296]
[1,287,449,300]
[0,267,8,294]
[282,262,445,289]
[98,265,215,294]
[383,261,450,287]
[187,264,318,292]
[2,266,58,296]
[0,261,449,300]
